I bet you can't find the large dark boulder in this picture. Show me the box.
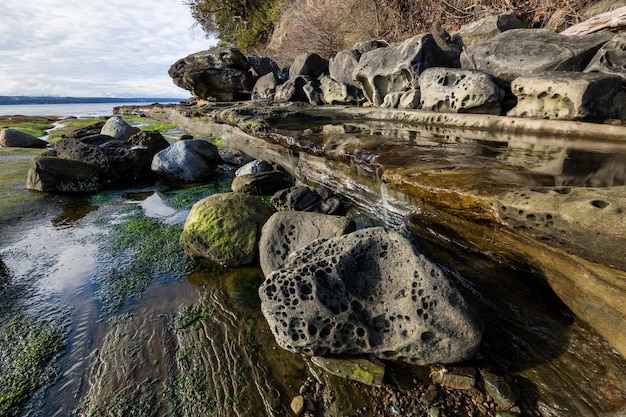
[168,47,255,101]
[289,52,329,78]
[27,156,101,193]
[0,128,48,148]
[259,227,483,364]
[461,29,613,84]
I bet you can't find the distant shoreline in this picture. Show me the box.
[0,96,186,106]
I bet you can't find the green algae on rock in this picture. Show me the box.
[179,192,273,267]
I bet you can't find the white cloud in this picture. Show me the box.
[0,0,216,97]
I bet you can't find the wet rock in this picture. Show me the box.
[508,71,625,120]
[100,116,140,141]
[430,366,476,390]
[259,227,483,364]
[0,128,48,148]
[329,49,361,87]
[311,356,385,386]
[289,52,329,78]
[230,170,293,195]
[179,192,273,267]
[291,395,305,415]
[452,12,523,48]
[419,68,502,115]
[235,159,274,176]
[496,186,626,271]
[258,210,356,276]
[461,29,613,84]
[320,76,362,105]
[585,33,626,82]
[26,156,101,193]
[168,47,254,101]
[270,185,344,214]
[252,72,280,101]
[354,34,447,106]
[151,139,222,182]
[480,371,516,410]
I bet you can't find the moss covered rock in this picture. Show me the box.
[179,192,273,267]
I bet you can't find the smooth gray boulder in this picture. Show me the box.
[585,34,626,82]
[151,139,221,182]
[179,192,273,267]
[461,29,613,84]
[230,170,293,195]
[168,47,254,101]
[235,159,274,176]
[419,67,502,114]
[0,128,48,148]
[452,11,523,47]
[258,211,356,276]
[27,156,100,193]
[100,117,140,141]
[507,71,625,120]
[320,76,361,105]
[289,52,329,78]
[329,49,361,87]
[252,72,280,101]
[354,34,447,106]
[259,227,483,364]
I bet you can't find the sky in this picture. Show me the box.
[0,0,216,98]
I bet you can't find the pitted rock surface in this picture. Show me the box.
[354,34,447,106]
[419,67,502,114]
[585,33,626,82]
[258,211,356,276]
[507,71,624,120]
[259,227,483,364]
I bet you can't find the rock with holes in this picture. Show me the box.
[329,49,361,87]
[419,68,502,114]
[496,186,626,271]
[460,29,612,84]
[271,186,345,215]
[507,71,625,120]
[585,33,626,82]
[179,192,273,267]
[353,34,447,106]
[320,76,362,105]
[259,227,483,364]
[258,211,356,276]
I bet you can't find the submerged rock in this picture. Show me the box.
[179,192,273,267]
[259,227,483,364]
[311,356,385,386]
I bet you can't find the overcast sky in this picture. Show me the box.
[0,0,216,98]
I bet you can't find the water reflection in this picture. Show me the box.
[278,120,626,189]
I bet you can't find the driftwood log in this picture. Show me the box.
[561,5,626,35]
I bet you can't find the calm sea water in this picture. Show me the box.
[0,101,182,118]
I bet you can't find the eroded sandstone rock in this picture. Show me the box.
[258,210,355,276]
[354,34,447,106]
[508,71,624,120]
[585,33,626,82]
[461,29,613,84]
[259,227,483,364]
[419,67,502,114]
[452,11,523,47]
